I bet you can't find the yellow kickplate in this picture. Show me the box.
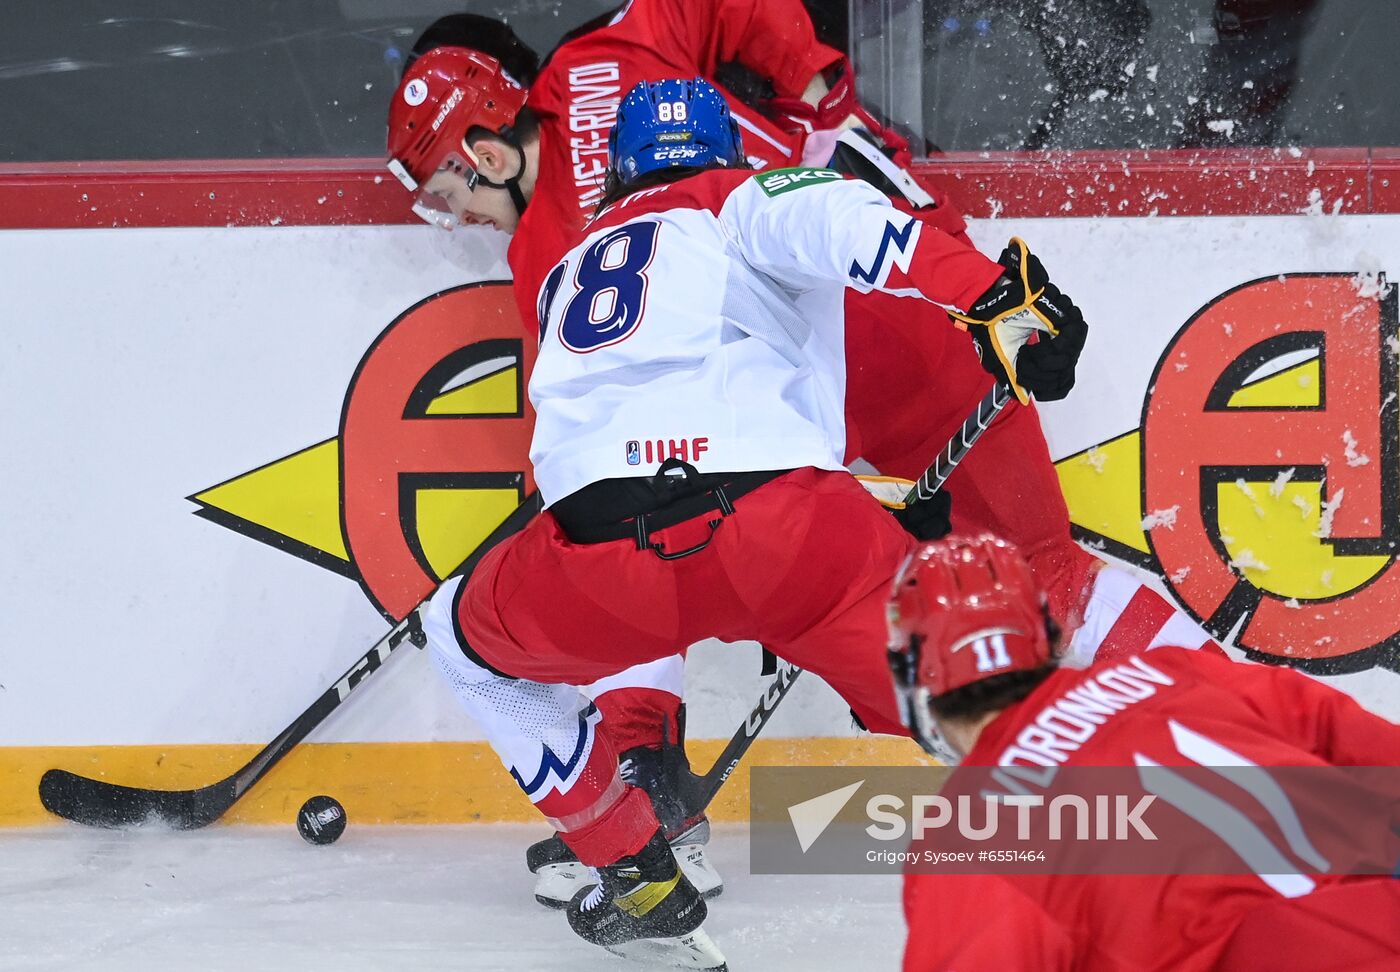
[616,871,681,917]
[3,736,933,827]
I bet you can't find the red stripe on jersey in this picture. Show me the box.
[586,168,753,232]
[883,215,1005,311]
[1092,586,1178,663]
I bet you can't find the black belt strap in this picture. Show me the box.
[555,463,790,558]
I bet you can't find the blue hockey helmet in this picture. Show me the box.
[608,78,745,185]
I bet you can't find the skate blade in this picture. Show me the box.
[674,843,724,900]
[604,927,728,971]
[532,861,593,910]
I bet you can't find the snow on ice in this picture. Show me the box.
[0,825,902,972]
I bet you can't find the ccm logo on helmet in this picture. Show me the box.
[654,146,703,162]
[432,87,465,132]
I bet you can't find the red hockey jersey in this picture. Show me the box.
[902,648,1400,972]
[508,0,841,332]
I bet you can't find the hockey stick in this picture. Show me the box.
[673,381,1015,818]
[668,658,804,819]
[902,380,1013,504]
[38,493,544,829]
[42,384,1013,828]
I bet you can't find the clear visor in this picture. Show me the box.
[410,151,480,231]
[908,685,961,765]
[888,631,961,766]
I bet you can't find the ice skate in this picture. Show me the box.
[565,830,727,971]
[527,816,721,908]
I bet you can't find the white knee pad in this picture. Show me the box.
[423,576,603,804]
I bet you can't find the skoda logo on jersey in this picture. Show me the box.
[548,221,661,354]
[757,167,844,197]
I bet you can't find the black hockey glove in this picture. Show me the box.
[950,237,1089,404]
[891,488,953,541]
[1015,279,1088,402]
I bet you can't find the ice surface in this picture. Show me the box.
[0,824,903,972]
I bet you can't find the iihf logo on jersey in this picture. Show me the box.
[628,437,711,465]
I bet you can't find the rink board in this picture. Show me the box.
[2,154,1397,825]
[0,737,933,827]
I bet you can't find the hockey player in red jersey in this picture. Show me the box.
[385,1,1217,915]
[888,535,1400,972]
[383,8,900,907]
[386,2,1222,676]
[387,36,724,907]
[408,77,1088,968]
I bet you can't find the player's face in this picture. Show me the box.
[417,137,526,234]
[418,167,515,233]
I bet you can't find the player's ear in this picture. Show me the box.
[466,136,515,181]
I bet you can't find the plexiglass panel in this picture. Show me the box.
[851,0,1400,153]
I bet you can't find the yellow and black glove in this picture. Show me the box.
[950,237,1088,404]
[857,475,953,541]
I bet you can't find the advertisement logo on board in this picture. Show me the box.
[1055,273,1400,673]
[187,272,1400,674]
[188,282,536,621]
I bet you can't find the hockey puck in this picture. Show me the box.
[297,795,347,845]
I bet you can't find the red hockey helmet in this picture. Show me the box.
[887,535,1054,758]
[385,47,527,225]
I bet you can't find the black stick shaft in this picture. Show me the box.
[683,661,802,816]
[229,492,543,802]
[903,383,1012,505]
[681,384,1016,817]
[40,492,543,829]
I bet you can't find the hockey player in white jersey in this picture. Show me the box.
[417,76,1089,967]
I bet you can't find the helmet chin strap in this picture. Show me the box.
[475,142,530,216]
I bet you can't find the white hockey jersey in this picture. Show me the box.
[528,167,1003,506]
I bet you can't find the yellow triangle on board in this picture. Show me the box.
[1054,431,1149,555]
[193,363,522,570]
[191,439,349,563]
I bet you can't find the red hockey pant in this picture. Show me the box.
[461,467,915,731]
[453,467,918,862]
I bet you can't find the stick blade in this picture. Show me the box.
[38,769,231,830]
